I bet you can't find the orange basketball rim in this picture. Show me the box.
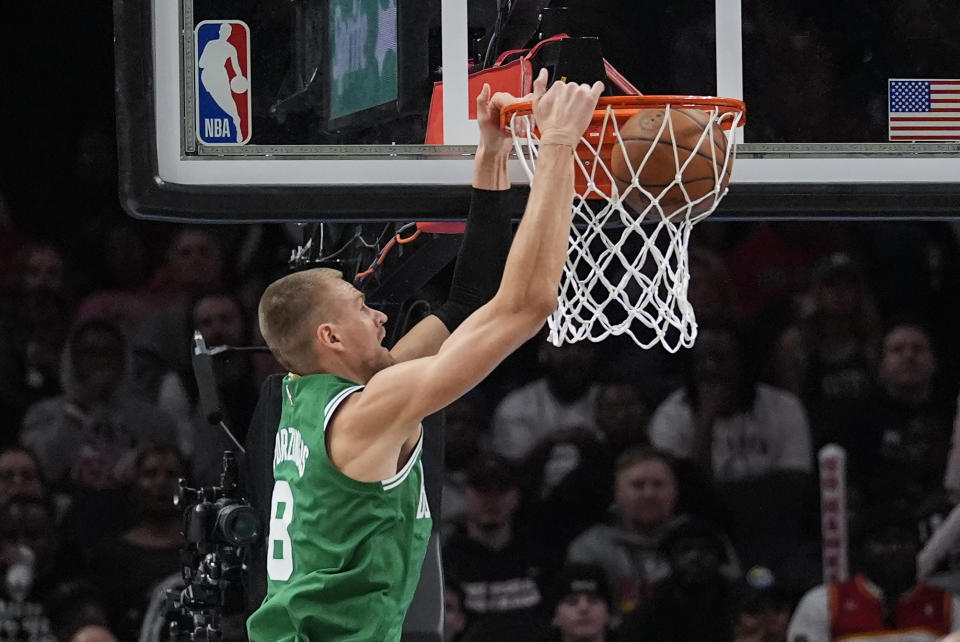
[501,95,746,199]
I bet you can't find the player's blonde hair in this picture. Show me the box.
[258,268,344,374]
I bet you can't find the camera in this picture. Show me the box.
[161,451,260,641]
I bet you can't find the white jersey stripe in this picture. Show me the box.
[382,432,423,491]
[322,385,365,431]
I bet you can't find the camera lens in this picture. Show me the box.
[216,503,261,546]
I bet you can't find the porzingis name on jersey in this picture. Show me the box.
[274,427,310,478]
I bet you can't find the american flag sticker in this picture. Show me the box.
[888,79,960,141]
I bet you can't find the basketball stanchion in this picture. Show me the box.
[502,96,746,352]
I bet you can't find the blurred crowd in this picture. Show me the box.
[4,162,960,641]
[4,3,960,640]
[438,219,960,642]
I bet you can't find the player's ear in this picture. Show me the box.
[316,322,341,349]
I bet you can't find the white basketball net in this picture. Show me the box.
[508,102,743,352]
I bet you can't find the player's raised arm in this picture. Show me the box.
[388,84,523,363]
[351,71,604,434]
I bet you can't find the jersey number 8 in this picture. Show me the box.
[267,480,295,581]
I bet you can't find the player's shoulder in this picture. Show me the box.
[329,369,423,443]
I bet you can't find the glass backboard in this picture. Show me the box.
[114,0,960,222]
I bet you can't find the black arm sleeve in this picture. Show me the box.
[433,188,513,332]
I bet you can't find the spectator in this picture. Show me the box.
[880,413,953,549]
[540,564,615,642]
[87,444,185,641]
[491,338,601,462]
[144,226,225,306]
[771,253,879,451]
[619,517,736,642]
[649,322,813,482]
[0,446,45,506]
[591,246,741,407]
[522,382,652,576]
[442,393,492,541]
[20,319,176,490]
[131,226,229,401]
[858,222,960,381]
[787,509,960,642]
[875,321,948,420]
[21,319,177,560]
[0,241,72,439]
[156,290,259,485]
[0,495,62,641]
[523,426,613,575]
[876,321,942,410]
[442,454,545,636]
[731,566,794,642]
[4,241,65,295]
[74,223,155,340]
[650,323,817,576]
[856,322,954,494]
[567,447,739,617]
[594,382,651,454]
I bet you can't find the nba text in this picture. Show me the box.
[204,118,234,139]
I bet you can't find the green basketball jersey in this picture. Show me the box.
[246,373,433,641]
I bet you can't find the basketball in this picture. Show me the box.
[230,75,249,94]
[610,108,732,216]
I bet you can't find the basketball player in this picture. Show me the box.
[198,23,246,142]
[245,69,604,640]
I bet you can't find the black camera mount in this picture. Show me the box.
[160,452,260,641]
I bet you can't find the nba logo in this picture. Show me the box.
[195,20,251,145]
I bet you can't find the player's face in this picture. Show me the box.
[328,282,393,380]
[552,593,610,639]
[615,459,678,528]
